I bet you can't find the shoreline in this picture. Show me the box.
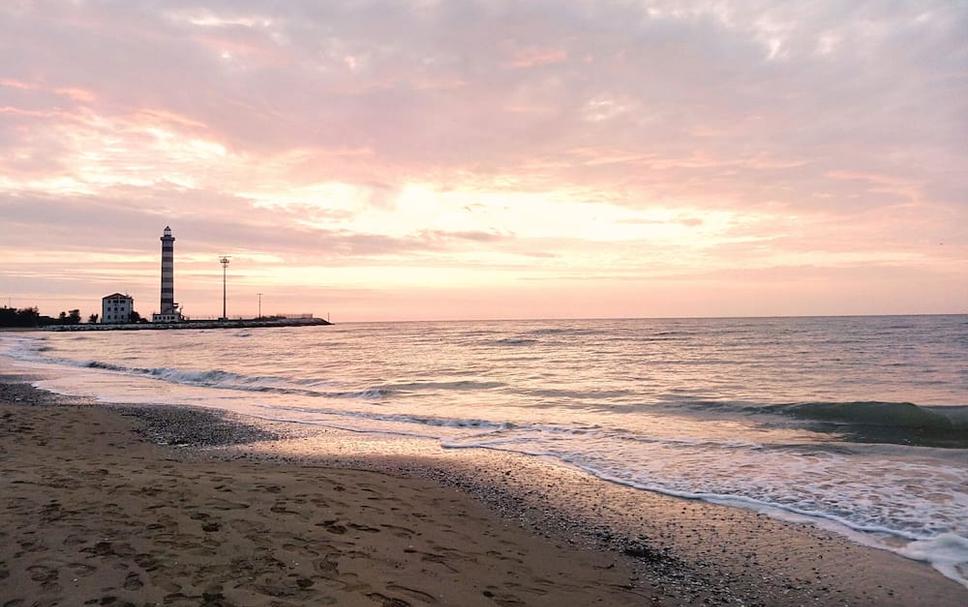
[0,379,648,606]
[1,377,966,606]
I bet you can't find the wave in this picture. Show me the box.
[654,399,968,448]
[661,398,967,430]
[516,387,635,400]
[765,401,960,430]
[386,380,507,392]
[439,434,968,589]
[444,438,925,534]
[85,360,268,385]
[18,343,968,440]
[77,360,388,400]
[61,359,507,401]
[526,327,605,336]
[491,337,538,346]
[899,534,968,588]
[257,403,514,435]
[15,344,513,402]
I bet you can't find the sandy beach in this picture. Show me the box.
[1,376,965,606]
[0,382,645,606]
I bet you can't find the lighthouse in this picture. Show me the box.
[152,226,182,322]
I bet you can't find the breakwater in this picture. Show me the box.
[47,317,331,331]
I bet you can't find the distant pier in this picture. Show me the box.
[47,316,332,332]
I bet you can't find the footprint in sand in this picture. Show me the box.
[269,500,299,514]
[317,520,347,535]
[153,578,181,593]
[366,592,412,607]
[207,498,249,511]
[26,564,59,591]
[313,556,340,575]
[385,584,438,604]
[26,564,56,582]
[133,553,158,572]
[379,524,416,539]
[419,553,458,573]
[122,572,143,591]
[481,589,527,607]
[84,541,135,558]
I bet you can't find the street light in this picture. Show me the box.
[219,256,230,320]
[257,292,263,319]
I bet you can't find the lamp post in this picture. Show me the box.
[219,256,230,320]
[257,292,262,319]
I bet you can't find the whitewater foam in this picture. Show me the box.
[441,430,968,588]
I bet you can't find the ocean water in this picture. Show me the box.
[2,315,967,585]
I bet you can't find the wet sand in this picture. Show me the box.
[1,378,966,606]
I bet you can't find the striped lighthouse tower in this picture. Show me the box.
[160,226,175,316]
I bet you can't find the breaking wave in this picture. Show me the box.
[662,398,967,431]
[765,401,962,429]
[70,360,390,400]
[34,357,508,402]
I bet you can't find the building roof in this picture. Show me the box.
[102,293,133,301]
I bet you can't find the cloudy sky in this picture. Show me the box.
[1,1,965,320]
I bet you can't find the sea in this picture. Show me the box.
[2,315,966,586]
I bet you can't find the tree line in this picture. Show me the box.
[0,306,149,327]
[1,306,84,327]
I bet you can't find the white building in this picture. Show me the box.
[101,293,134,324]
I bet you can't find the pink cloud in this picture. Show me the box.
[505,47,569,69]
[0,0,964,319]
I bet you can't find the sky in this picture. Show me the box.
[1,0,966,321]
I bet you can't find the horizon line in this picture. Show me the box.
[335,312,968,324]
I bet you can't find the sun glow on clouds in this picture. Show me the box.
[244,179,744,247]
[0,1,965,320]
